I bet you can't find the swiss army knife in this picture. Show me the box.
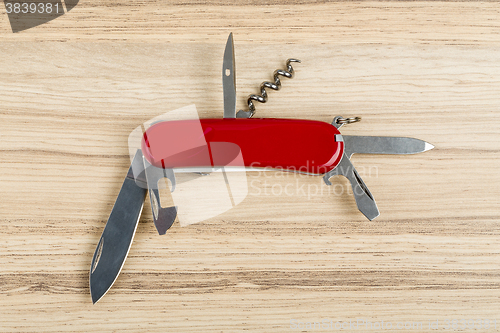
[90,33,434,303]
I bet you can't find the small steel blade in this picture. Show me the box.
[343,136,434,158]
[90,150,147,304]
[223,32,236,118]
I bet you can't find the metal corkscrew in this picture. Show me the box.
[236,58,301,118]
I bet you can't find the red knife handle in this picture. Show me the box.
[141,118,344,175]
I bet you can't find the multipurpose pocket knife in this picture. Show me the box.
[90,33,434,303]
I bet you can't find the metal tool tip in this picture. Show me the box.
[90,285,104,304]
[90,272,110,304]
[362,206,380,221]
[424,142,435,152]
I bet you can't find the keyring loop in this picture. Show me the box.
[335,116,362,125]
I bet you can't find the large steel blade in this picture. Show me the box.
[89,150,147,304]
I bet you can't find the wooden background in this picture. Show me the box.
[1,1,500,332]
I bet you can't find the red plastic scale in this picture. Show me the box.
[141,118,344,175]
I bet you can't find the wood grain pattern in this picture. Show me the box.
[1,1,500,332]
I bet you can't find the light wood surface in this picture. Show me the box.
[1,1,500,332]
